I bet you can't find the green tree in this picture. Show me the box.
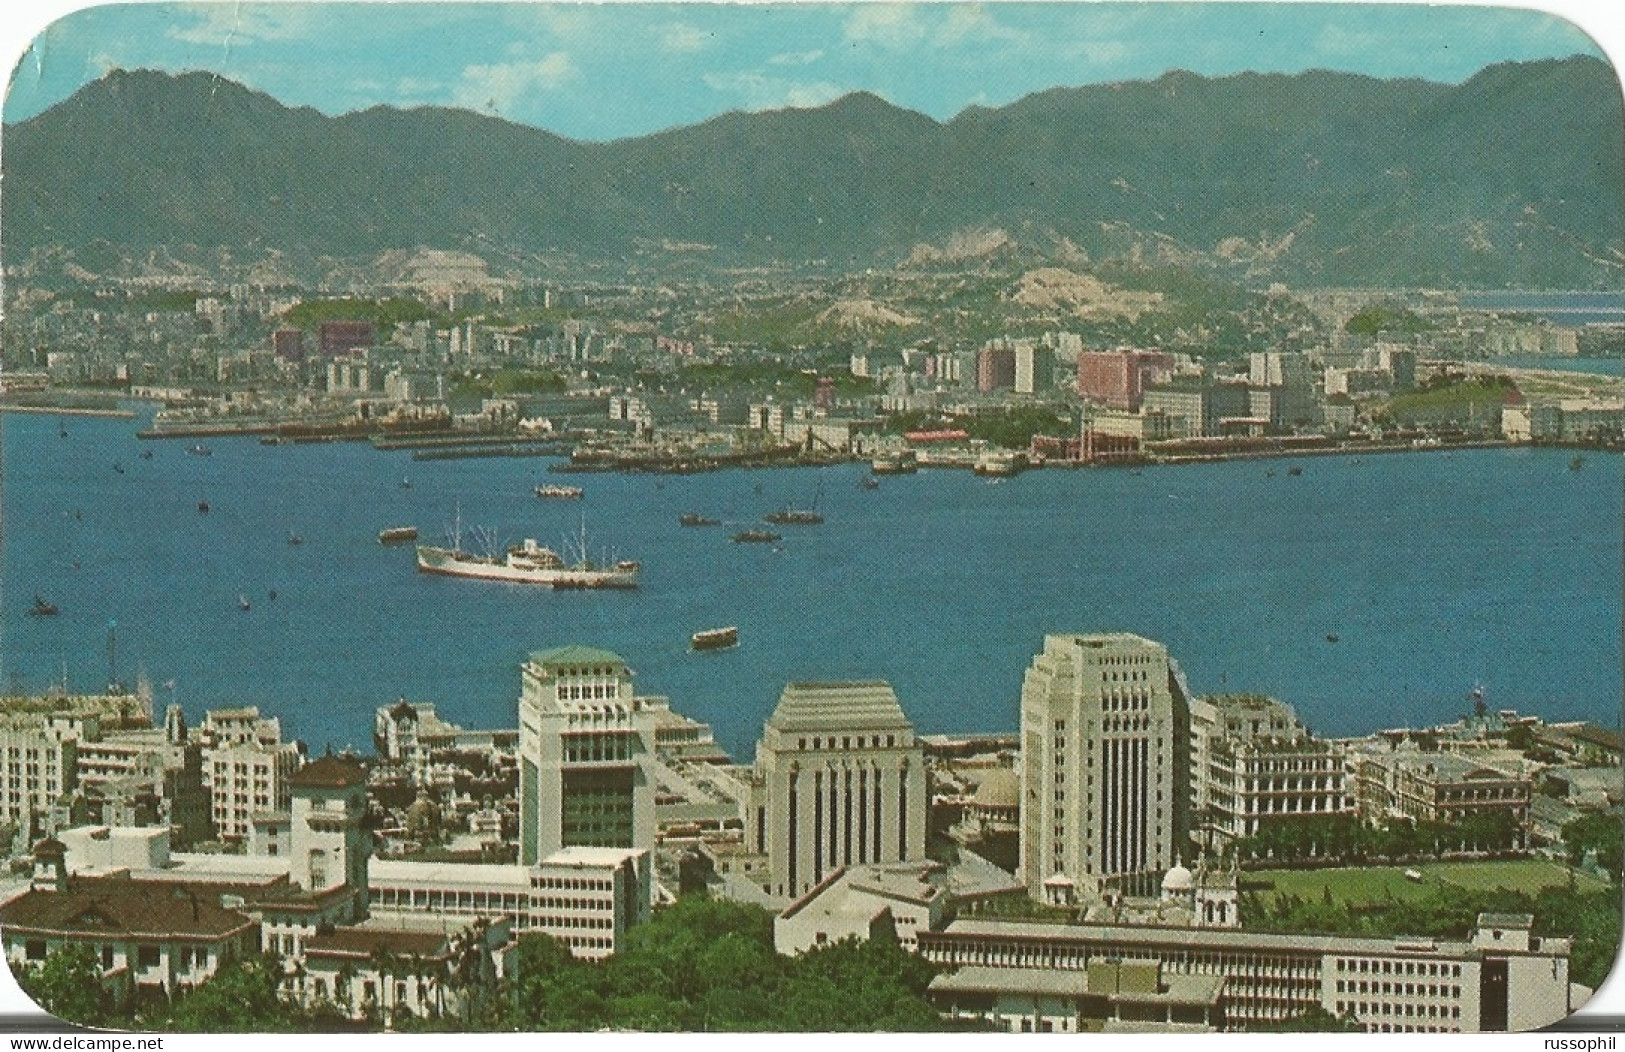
[18,945,116,1027]
[160,953,307,1032]
[1563,812,1623,879]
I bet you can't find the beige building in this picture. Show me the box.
[207,739,302,845]
[1355,751,1531,845]
[773,861,947,955]
[919,910,1575,1032]
[928,957,1225,1033]
[518,646,658,865]
[369,845,652,960]
[301,914,513,1021]
[0,721,78,839]
[748,681,927,901]
[1190,695,1353,848]
[1019,634,1191,899]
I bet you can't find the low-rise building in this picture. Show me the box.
[918,911,1575,1032]
[0,842,258,1007]
[928,957,1225,1033]
[300,914,513,1021]
[1356,751,1531,845]
[368,846,652,960]
[774,861,947,955]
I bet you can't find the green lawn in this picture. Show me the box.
[1248,859,1605,907]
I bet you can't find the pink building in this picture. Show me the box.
[1076,349,1175,410]
[977,347,1016,392]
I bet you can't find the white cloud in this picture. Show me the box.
[661,22,712,54]
[935,5,1028,47]
[843,5,925,50]
[703,71,844,112]
[168,4,313,46]
[454,53,577,114]
[1059,39,1131,65]
[768,49,824,66]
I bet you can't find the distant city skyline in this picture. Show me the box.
[1,2,1620,139]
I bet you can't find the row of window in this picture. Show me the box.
[537,914,614,930]
[795,734,900,751]
[1336,958,1462,979]
[534,876,614,892]
[1338,979,1462,999]
[555,683,621,701]
[1339,1000,1463,1021]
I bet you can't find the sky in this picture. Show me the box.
[0,2,1619,140]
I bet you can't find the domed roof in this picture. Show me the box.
[973,768,1020,809]
[1161,860,1194,892]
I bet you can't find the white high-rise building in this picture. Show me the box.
[517,646,657,865]
[1019,633,1192,899]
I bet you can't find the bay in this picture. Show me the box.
[2,411,1619,759]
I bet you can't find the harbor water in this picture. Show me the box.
[2,411,1620,759]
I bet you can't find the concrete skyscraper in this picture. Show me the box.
[518,646,657,865]
[1019,633,1192,899]
[750,681,927,901]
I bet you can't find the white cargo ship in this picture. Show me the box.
[416,516,638,589]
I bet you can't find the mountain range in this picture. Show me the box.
[2,57,1621,288]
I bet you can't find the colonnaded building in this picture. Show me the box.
[750,681,927,900]
[1019,633,1191,897]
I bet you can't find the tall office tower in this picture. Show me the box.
[518,646,657,865]
[750,682,926,900]
[1019,634,1191,899]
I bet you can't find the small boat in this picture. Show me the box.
[379,526,419,545]
[679,513,721,527]
[691,626,739,652]
[188,444,212,457]
[287,532,304,546]
[29,595,59,617]
[1287,466,1303,477]
[732,530,781,544]
[197,501,210,514]
[1265,469,1276,478]
[1326,633,1339,643]
[860,476,880,490]
[871,450,918,475]
[764,509,823,525]
[536,484,585,499]
[238,594,251,612]
[399,478,413,489]
[1570,455,1584,471]
[973,451,1026,477]
[57,422,68,438]
[140,450,154,460]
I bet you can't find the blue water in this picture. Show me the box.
[1458,291,1624,327]
[1498,356,1623,377]
[2,413,1620,759]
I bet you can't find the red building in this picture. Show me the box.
[318,320,376,358]
[977,347,1016,392]
[272,328,306,361]
[1076,349,1175,410]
